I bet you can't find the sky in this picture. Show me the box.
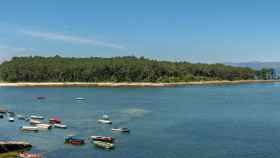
[0,0,280,63]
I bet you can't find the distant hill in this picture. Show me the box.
[225,62,280,71]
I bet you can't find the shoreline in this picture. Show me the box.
[0,80,279,87]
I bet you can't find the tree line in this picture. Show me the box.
[0,56,274,82]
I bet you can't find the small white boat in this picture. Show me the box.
[17,114,26,120]
[30,119,41,125]
[98,119,112,124]
[8,117,15,122]
[20,126,39,132]
[93,141,114,150]
[35,123,52,130]
[18,152,41,158]
[112,128,130,133]
[53,124,67,129]
[30,115,44,120]
[75,97,86,101]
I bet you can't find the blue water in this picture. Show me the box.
[1,83,280,158]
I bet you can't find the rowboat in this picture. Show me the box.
[65,135,85,145]
[18,152,41,158]
[53,124,67,129]
[97,119,112,124]
[112,128,130,133]
[30,119,41,125]
[91,136,114,143]
[8,117,15,122]
[49,117,61,124]
[20,126,39,132]
[30,115,44,120]
[93,141,114,150]
[35,123,52,130]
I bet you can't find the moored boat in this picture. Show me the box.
[112,127,130,133]
[91,136,114,143]
[8,112,16,117]
[8,117,15,122]
[30,115,44,120]
[93,141,114,150]
[97,119,112,124]
[30,119,41,125]
[65,135,85,145]
[35,123,52,130]
[17,114,27,120]
[75,97,86,101]
[20,126,39,132]
[49,117,61,124]
[18,152,41,158]
[36,96,46,100]
[53,124,67,129]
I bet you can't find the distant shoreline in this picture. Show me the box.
[0,80,279,87]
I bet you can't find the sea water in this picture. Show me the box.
[1,83,280,158]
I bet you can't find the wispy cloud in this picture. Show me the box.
[0,45,35,62]
[19,29,126,50]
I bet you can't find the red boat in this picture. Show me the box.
[49,117,61,124]
[18,152,41,158]
[65,136,85,145]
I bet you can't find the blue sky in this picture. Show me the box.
[0,0,280,63]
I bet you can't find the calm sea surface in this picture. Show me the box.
[1,83,280,158]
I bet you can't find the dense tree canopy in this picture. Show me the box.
[0,56,270,82]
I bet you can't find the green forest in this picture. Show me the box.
[0,56,274,82]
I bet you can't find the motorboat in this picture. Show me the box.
[30,115,44,120]
[8,112,16,117]
[93,141,114,150]
[29,119,41,125]
[97,119,112,124]
[91,136,114,143]
[75,97,86,101]
[18,152,41,158]
[8,117,15,122]
[53,124,67,129]
[112,128,130,133]
[20,126,39,132]
[17,114,27,120]
[49,117,61,124]
[35,123,52,130]
[65,135,85,145]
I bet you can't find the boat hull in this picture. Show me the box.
[93,141,114,150]
[91,136,114,143]
[97,119,112,124]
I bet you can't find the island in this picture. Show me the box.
[0,56,275,87]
